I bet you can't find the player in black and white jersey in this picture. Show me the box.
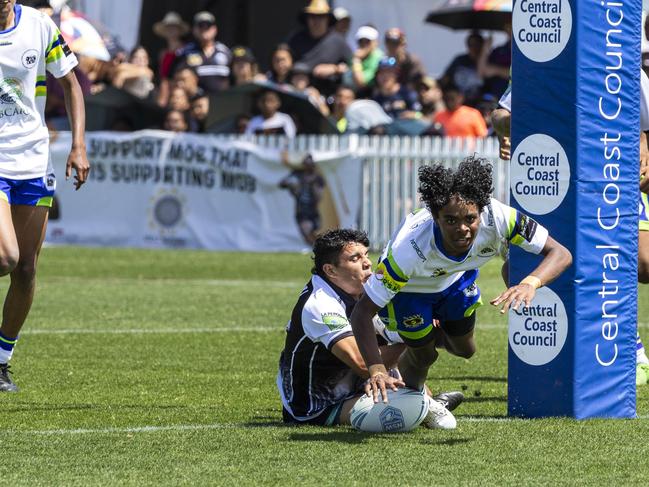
[277,229,460,429]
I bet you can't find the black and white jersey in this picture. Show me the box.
[277,274,364,421]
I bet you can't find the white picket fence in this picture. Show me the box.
[220,134,507,250]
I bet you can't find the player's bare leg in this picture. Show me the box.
[397,341,439,391]
[0,199,19,276]
[1,205,49,339]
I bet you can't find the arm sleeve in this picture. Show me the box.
[498,85,511,112]
[44,16,78,78]
[301,294,353,350]
[491,198,548,254]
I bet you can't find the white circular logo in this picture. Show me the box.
[511,133,570,215]
[513,0,572,63]
[22,49,38,69]
[509,287,568,366]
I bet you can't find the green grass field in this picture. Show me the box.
[1,247,648,486]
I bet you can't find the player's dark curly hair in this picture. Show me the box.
[312,229,370,275]
[418,155,493,214]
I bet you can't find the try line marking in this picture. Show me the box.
[4,416,648,435]
[21,323,649,336]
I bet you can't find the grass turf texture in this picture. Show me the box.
[0,247,648,486]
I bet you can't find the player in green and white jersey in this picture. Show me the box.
[0,1,90,391]
[351,157,572,402]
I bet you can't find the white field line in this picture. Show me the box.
[4,416,648,435]
[39,276,303,289]
[20,323,649,336]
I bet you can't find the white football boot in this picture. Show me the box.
[422,395,457,430]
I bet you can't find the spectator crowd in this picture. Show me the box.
[36,0,511,137]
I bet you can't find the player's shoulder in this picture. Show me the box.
[304,275,346,316]
[386,209,434,269]
[19,5,50,26]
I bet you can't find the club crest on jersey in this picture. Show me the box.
[463,282,479,297]
[402,314,424,329]
[22,49,38,69]
[0,78,23,104]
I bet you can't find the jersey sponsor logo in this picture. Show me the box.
[486,204,495,226]
[58,34,72,57]
[409,239,427,262]
[44,173,56,192]
[21,49,38,69]
[402,314,424,329]
[379,406,405,432]
[431,268,447,278]
[518,214,539,242]
[321,312,348,330]
[376,262,406,294]
[0,78,24,104]
[0,41,12,47]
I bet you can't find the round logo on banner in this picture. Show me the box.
[511,133,570,215]
[513,0,572,63]
[509,287,568,366]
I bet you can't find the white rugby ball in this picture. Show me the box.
[349,388,429,433]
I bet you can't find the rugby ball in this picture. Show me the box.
[349,388,429,433]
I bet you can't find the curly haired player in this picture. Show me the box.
[350,156,573,404]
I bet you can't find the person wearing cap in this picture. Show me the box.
[173,11,232,94]
[153,12,189,107]
[384,28,425,90]
[230,46,266,86]
[348,25,383,93]
[372,57,421,120]
[333,7,351,38]
[286,0,352,96]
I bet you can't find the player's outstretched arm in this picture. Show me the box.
[58,70,90,190]
[350,295,404,403]
[490,236,572,314]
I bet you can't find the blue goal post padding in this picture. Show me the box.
[509,0,640,418]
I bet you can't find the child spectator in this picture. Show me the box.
[290,62,329,116]
[245,90,297,137]
[164,110,189,132]
[173,67,202,100]
[189,94,210,133]
[330,85,356,133]
[168,86,191,112]
[372,57,421,119]
[230,46,265,86]
[433,84,488,137]
[267,44,294,86]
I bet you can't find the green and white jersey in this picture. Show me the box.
[0,5,77,179]
[364,198,548,308]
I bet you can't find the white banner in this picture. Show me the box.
[47,131,362,251]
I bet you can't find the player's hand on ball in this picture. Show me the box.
[66,145,90,190]
[490,284,536,314]
[365,369,405,404]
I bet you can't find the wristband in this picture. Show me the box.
[520,275,542,289]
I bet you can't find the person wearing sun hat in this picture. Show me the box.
[286,0,352,96]
[153,12,189,106]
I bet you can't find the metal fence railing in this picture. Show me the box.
[217,134,507,251]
